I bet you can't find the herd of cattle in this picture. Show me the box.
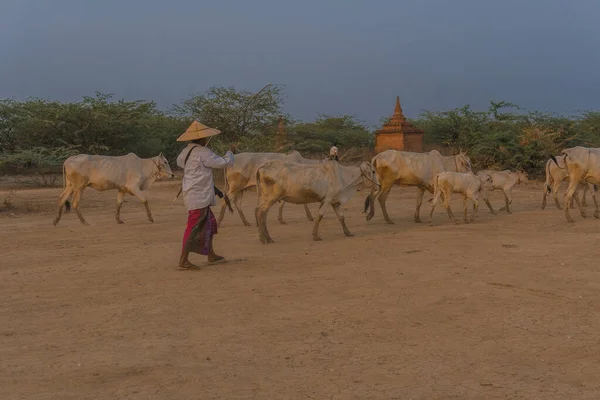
[52,146,600,241]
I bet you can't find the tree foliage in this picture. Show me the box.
[3,88,600,183]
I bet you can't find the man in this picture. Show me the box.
[329,142,339,161]
[176,121,234,268]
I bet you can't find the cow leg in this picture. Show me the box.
[582,184,588,207]
[564,177,584,222]
[592,186,599,219]
[413,188,426,224]
[428,189,442,225]
[482,190,496,214]
[217,192,231,227]
[312,202,327,241]
[304,204,314,221]
[115,190,126,224]
[53,184,74,226]
[541,182,548,210]
[365,187,381,221]
[498,190,512,214]
[256,199,276,244]
[552,181,562,209]
[469,195,480,222]
[379,186,394,224]
[71,188,89,226]
[442,191,458,224]
[332,203,353,237]
[277,201,287,225]
[231,191,251,227]
[463,195,469,223]
[129,187,154,223]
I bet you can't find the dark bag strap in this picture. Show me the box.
[182,145,224,199]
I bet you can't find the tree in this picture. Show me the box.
[289,114,373,154]
[172,85,288,144]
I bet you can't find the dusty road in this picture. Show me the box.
[2,180,600,399]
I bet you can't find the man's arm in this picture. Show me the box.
[202,150,234,169]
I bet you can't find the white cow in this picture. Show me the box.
[550,146,600,222]
[217,150,324,227]
[255,160,378,243]
[364,150,472,224]
[53,152,174,226]
[429,171,492,225]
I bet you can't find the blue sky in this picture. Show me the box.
[1,0,599,127]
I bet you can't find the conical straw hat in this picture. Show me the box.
[176,120,221,142]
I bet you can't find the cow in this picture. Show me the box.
[429,171,492,225]
[217,150,324,227]
[364,150,472,224]
[255,160,378,243]
[476,169,528,214]
[541,155,591,210]
[53,152,174,226]
[550,146,600,222]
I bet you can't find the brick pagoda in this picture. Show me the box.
[375,97,424,153]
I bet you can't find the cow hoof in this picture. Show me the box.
[345,233,354,237]
[581,213,588,219]
[594,212,600,219]
[117,219,124,224]
[267,238,275,244]
[52,220,59,226]
[278,220,287,225]
[386,220,396,225]
[307,217,314,222]
[148,218,154,223]
[366,214,373,222]
[507,211,512,214]
[313,236,322,241]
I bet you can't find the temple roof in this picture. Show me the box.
[376,96,424,136]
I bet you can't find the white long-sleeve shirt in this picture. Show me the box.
[176,143,234,211]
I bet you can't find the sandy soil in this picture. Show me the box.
[2,179,600,400]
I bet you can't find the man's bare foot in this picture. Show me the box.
[208,254,224,263]
[179,261,200,269]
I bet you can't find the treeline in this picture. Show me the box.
[1,87,600,185]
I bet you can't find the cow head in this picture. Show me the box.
[455,152,472,173]
[516,170,528,183]
[357,162,379,191]
[153,153,175,180]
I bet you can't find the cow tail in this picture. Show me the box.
[544,160,552,194]
[61,162,72,213]
[363,158,377,213]
[550,154,566,169]
[429,174,440,203]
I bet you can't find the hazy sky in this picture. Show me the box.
[1,0,599,127]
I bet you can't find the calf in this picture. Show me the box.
[428,172,492,225]
[476,169,528,214]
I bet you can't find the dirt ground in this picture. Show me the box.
[2,178,600,400]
